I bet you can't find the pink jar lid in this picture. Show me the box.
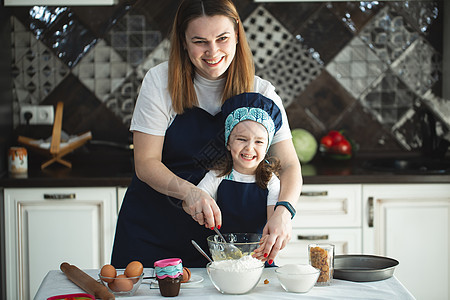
[154,258,182,268]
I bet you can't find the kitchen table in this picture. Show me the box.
[34,267,415,300]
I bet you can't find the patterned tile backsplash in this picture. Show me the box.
[326,36,388,100]
[8,0,449,154]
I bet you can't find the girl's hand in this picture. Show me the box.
[253,207,292,264]
[182,187,222,229]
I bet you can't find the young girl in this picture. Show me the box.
[197,92,283,235]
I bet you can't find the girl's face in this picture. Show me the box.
[227,121,268,175]
[184,15,238,80]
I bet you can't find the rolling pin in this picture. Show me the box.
[60,262,115,300]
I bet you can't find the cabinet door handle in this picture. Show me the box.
[44,193,76,200]
[301,191,328,196]
[368,197,374,228]
[297,234,329,240]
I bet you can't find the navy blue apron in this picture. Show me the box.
[217,178,276,267]
[216,178,268,234]
[111,107,226,268]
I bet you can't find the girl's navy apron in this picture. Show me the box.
[216,178,268,234]
[216,178,274,267]
[112,107,225,268]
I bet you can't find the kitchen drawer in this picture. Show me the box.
[276,228,362,266]
[294,184,362,228]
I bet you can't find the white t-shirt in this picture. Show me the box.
[197,169,280,206]
[130,61,292,146]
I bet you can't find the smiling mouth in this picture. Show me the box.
[241,154,255,161]
[204,56,224,65]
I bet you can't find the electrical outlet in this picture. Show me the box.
[36,105,54,125]
[20,105,36,125]
[20,105,54,125]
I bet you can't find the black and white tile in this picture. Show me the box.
[10,17,70,125]
[326,36,388,99]
[257,37,323,107]
[72,39,133,103]
[8,1,446,153]
[360,70,419,128]
[359,7,419,65]
[243,6,291,70]
[391,37,441,96]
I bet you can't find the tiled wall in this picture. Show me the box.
[7,0,449,154]
[1,9,14,174]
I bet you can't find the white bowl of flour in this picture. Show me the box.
[206,255,264,294]
[275,264,320,293]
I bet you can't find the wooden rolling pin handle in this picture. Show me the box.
[60,262,115,300]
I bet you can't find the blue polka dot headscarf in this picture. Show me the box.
[222,92,283,149]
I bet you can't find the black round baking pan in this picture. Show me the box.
[334,254,399,282]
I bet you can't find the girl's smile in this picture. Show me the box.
[241,153,256,160]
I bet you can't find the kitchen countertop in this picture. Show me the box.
[1,146,449,187]
[34,267,415,300]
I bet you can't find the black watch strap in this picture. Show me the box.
[274,201,296,219]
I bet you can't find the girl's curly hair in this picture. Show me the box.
[214,152,281,189]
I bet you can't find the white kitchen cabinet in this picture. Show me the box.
[362,184,450,300]
[277,184,362,265]
[3,187,117,300]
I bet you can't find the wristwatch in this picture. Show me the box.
[274,201,296,219]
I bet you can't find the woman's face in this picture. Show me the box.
[227,120,268,175]
[184,15,237,80]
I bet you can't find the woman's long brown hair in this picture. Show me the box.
[168,0,255,114]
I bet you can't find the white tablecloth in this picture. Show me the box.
[34,267,415,300]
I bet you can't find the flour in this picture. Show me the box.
[208,255,264,294]
[279,264,317,274]
[210,255,263,271]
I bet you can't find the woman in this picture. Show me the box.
[111,0,302,268]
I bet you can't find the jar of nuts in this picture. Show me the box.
[308,244,335,286]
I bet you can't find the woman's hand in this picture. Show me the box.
[182,187,222,229]
[253,138,301,263]
[253,207,292,263]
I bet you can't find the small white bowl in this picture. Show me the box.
[206,261,264,294]
[275,264,320,293]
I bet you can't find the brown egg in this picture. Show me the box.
[107,281,117,292]
[181,267,191,283]
[100,264,117,283]
[112,274,133,292]
[125,261,143,278]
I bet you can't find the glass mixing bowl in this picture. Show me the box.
[207,233,262,261]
